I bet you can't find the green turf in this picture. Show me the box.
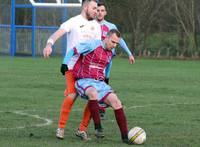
[0,56,200,147]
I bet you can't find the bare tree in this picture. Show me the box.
[172,0,198,58]
[106,0,167,57]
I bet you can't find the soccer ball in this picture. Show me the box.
[128,127,146,144]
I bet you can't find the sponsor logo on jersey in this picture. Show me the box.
[80,25,84,28]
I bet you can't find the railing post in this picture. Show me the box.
[61,0,68,57]
[10,0,16,56]
[32,6,36,57]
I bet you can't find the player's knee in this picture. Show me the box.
[85,87,98,100]
[108,93,122,109]
[112,100,122,110]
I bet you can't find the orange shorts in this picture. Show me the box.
[64,70,76,96]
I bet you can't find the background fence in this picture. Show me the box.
[1,0,200,59]
[0,0,80,57]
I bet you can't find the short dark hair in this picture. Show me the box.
[107,29,121,38]
[97,0,106,7]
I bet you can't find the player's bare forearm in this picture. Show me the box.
[48,29,66,43]
[43,29,66,58]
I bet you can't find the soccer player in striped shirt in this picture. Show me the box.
[75,1,135,139]
[63,29,132,144]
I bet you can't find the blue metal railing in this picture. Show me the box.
[0,0,68,57]
[10,0,16,56]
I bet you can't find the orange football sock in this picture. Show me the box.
[79,103,91,132]
[58,96,74,128]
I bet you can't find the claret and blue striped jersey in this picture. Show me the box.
[63,39,113,80]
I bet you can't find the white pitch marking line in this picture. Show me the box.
[126,102,200,110]
[0,102,198,128]
[0,110,53,130]
[7,102,199,113]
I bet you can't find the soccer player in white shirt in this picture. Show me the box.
[43,0,101,140]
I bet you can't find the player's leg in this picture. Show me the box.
[85,87,104,138]
[56,70,77,139]
[75,79,114,138]
[78,103,91,132]
[101,59,113,119]
[104,93,131,144]
[75,103,91,140]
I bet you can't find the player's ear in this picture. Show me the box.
[83,4,87,10]
[82,1,88,10]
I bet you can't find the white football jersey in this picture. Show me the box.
[60,15,101,69]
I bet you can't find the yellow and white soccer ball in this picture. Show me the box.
[128,127,146,144]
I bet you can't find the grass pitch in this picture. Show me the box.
[0,56,200,147]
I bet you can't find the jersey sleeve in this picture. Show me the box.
[62,48,75,65]
[59,18,73,33]
[119,38,133,56]
[104,20,118,30]
[111,23,118,30]
[105,60,112,78]
[75,41,94,55]
[62,40,98,64]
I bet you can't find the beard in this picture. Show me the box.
[85,10,95,20]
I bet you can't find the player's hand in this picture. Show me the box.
[60,64,68,75]
[43,44,53,58]
[129,55,135,64]
[104,78,109,84]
